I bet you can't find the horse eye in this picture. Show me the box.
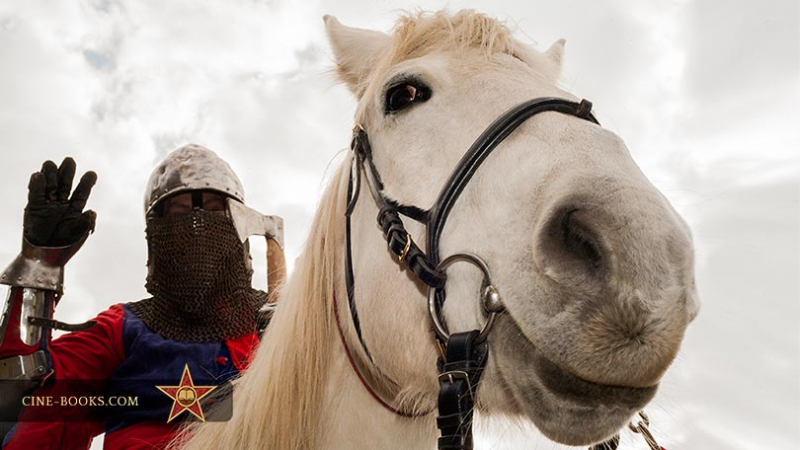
[384,82,430,114]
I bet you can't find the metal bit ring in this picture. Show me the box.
[427,253,504,343]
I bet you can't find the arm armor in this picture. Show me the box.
[0,232,94,423]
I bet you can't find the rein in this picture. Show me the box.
[339,97,664,450]
[332,291,433,418]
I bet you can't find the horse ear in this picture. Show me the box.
[513,39,565,82]
[324,15,390,97]
[544,38,566,68]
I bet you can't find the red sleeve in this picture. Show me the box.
[225,332,260,373]
[48,303,126,379]
[3,304,126,449]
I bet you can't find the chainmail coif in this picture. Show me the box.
[129,209,267,342]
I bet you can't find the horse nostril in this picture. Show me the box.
[536,206,606,278]
[560,209,603,269]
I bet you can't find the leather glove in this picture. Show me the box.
[23,158,98,247]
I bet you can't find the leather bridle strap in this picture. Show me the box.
[426,98,598,301]
[348,127,446,288]
[436,331,487,450]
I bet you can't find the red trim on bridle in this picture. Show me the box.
[332,293,432,418]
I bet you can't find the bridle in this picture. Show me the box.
[336,97,662,450]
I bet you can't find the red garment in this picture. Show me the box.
[3,304,259,450]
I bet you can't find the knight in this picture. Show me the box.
[0,145,285,448]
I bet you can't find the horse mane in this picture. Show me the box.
[174,161,349,450]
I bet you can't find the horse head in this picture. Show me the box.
[326,10,698,446]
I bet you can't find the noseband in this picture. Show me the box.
[340,97,631,450]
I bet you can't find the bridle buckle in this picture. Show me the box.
[438,370,473,399]
[398,233,412,263]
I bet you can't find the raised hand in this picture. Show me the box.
[23,158,98,247]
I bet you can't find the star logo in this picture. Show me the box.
[156,364,217,423]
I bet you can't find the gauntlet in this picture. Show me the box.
[0,158,97,422]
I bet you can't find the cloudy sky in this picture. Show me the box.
[0,0,797,449]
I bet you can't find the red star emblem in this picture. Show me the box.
[156,364,217,423]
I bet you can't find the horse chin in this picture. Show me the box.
[487,315,658,446]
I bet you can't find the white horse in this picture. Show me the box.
[179,10,698,450]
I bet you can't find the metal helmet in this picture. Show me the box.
[143,143,284,248]
[144,144,245,215]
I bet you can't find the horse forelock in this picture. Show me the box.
[352,10,522,121]
[389,10,516,64]
[175,161,350,450]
